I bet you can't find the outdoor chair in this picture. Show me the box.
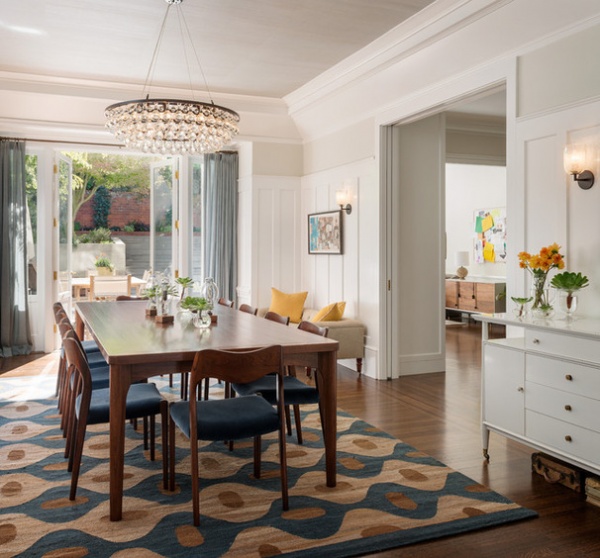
[89,274,132,301]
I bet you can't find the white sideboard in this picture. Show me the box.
[474,313,600,476]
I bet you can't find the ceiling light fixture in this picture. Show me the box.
[105,0,239,155]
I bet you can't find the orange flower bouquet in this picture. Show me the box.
[518,243,565,310]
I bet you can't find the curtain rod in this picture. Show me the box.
[0,136,124,149]
[0,136,239,154]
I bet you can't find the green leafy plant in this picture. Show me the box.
[77,227,114,244]
[94,255,113,270]
[176,277,194,301]
[511,296,533,305]
[550,271,590,294]
[180,296,210,312]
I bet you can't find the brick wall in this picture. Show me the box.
[76,192,150,230]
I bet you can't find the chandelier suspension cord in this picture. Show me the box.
[175,3,196,103]
[178,2,214,104]
[142,2,173,99]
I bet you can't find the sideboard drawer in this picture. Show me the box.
[526,382,600,433]
[525,329,600,363]
[526,410,600,465]
[526,353,600,398]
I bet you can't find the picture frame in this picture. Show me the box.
[308,210,343,255]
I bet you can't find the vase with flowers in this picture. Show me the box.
[518,243,565,318]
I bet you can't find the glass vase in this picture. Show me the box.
[531,273,552,310]
[200,277,219,310]
[557,291,578,319]
[193,309,211,329]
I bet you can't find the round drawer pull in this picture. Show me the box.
[532,338,540,344]
[517,386,524,392]
[565,374,573,381]
[564,404,572,411]
[565,435,572,442]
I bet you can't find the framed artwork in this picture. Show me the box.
[308,210,343,254]
[474,207,506,263]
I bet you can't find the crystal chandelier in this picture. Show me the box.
[105,0,239,155]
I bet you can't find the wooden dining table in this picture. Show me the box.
[74,300,339,521]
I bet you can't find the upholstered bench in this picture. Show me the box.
[257,307,366,373]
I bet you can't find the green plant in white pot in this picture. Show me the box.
[550,271,589,318]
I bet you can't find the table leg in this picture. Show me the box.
[110,364,132,521]
[317,350,337,487]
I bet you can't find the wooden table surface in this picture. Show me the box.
[74,300,339,521]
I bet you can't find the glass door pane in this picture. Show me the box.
[150,159,178,279]
[56,154,73,315]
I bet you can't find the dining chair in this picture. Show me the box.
[239,303,258,316]
[231,321,328,445]
[264,310,290,326]
[218,297,234,308]
[168,345,289,526]
[53,302,101,408]
[89,274,132,301]
[62,335,168,500]
[116,295,148,301]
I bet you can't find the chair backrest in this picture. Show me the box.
[298,320,329,338]
[89,274,132,301]
[218,297,234,308]
[189,346,284,391]
[264,311,290,326]
[62,333,93,412]
[116,295,148,301]
[238,303,258,316]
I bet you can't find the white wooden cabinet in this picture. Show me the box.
[475,314,600,475]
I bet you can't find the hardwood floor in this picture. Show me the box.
[3,322,600,557]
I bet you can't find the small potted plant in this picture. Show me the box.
[180,296,211,328]
[551,271,589,318]
[511,296,533,319]
[176,276,194,302]
[95,255,114,276]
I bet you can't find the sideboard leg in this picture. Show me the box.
[356,358,362,375]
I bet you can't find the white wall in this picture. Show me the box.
[445,164,507,278]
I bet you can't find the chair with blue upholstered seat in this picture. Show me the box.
[231,320,328,444]
[168,345,288,526]
[62,336,168,501]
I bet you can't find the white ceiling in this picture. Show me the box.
[0,0,437,100]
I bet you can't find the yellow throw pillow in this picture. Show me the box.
[312,301,346,322]
[269,288,308,323]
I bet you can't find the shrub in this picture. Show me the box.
[77,227,114,244]
[93,185,111,229]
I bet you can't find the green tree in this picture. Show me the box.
[62,152,153,224]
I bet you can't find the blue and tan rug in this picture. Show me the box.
[0,375,536,557]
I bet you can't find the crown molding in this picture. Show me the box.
[285,0,512,114]
[0,70,289,115]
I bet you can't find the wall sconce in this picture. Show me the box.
[336,190,352,215]
[455,251,469,279]
[564,143,595,190]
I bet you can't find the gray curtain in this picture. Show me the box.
[202,152,238,302]
[0,138,32,356]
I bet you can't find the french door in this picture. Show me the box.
[150,158,179,279]
[55,153,73,316]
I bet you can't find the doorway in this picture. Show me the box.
[381,86,507,379]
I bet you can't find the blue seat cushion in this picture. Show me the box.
[76,382,164,424]
[170,395,279,441]
[70,364,110,391]
[81,339,100,353]
[232,375,319,406]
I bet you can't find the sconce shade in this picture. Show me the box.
[336,189,352,215]
[564,143,595,190]
[563,144,587,174]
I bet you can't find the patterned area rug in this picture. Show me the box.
[0,376,536,557]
